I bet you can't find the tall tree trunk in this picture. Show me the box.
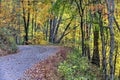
[49,19,53,43]
[16,0,21,45]
[92,30,100,67]
[45,20,49,41]
[99,12,108,80]
[106,0,115,80]
[52,16,57,42]
[85,8,90,60]
[32,16,34,38]
[86,24,91,60]
[75,0,85,56]
[80,16,85,56]
[21,0,30,44]
[91,0,100,67]
[54,15,62,42]
[34,15,37,32]
[49,4,65,43]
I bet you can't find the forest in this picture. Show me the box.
[0,0,120,80]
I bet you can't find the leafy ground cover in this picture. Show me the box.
[20,47,70,80]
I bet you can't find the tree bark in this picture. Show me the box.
[92,30,100,67]
[86,25,91,60]
[106,0,115,80]
[75,0,85,56]
[21,1,30,44]
[49,19,53,43]
[99,12,108,80]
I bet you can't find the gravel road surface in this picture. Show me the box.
[0,45,59,80]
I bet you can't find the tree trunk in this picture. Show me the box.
[85,10,91,60]
[75,0,85,56]
[24,28,29,43]
[21,1,30,44]
[106,0,115,80]
[45,20,49,41]
[92,30,100,67]
[31,13,34,38]
[99,12,108,80]
[86,24,91,60]
[49,19,53,43]
[80,16,85,56]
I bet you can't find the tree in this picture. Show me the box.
[98,7,108,79]
[106,0,115,80]
[16,0,21,44]
[88,1,101,67]
[75,0,86,56]
[48,0,76,43]
[21,0,30,44]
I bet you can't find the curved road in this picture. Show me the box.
[0,45,59,80]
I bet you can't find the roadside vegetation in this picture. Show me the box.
[0,27,17,56]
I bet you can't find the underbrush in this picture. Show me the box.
[0,28,17,56]
[58,48,102,80]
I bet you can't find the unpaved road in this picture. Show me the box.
[0,45,59,80]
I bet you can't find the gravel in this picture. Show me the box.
[0,45,59,80]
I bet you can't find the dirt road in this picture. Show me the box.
[0,45,59,80]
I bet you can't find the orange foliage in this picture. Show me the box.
[89,4,105,14]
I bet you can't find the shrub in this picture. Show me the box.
[0,28,17,55]
[58,48,101,80]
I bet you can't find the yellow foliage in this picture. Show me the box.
[29,32,48,45]
[115,56,120,76]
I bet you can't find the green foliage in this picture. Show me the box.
[58,61,74,79]
[58,48,101,80]
[0,28,17,53]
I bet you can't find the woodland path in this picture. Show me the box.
[0,45,60,80]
